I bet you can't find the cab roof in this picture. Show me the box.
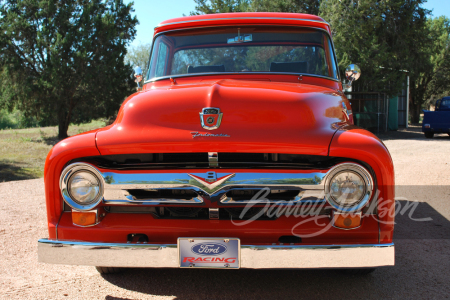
[154,12,331,36]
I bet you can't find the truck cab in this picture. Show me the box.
[423,96,450,138]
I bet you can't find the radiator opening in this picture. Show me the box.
[126,189,198,200]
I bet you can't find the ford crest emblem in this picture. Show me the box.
[191,242,228,256]
[199,107,223,130]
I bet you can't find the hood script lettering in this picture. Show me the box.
[191,131,230,138]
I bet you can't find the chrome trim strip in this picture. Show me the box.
[38,239,394,268]
[156,17,330,28]
[102,171,326,190]
[106,196,204,206]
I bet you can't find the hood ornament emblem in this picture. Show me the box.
[188,172,235,190]
[200,107,223,130]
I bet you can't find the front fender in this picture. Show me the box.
[329,126,395,243]
[44,130,100,239]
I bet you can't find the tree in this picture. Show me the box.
[0,0,138,139]
[190,0,250,15]
[190,0,320,15]
[320,0,430,98]
[413,17,450,119]
[250,0,320,15]
[125,43,152,79]
[426,40,450,106]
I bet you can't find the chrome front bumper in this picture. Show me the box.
[38,239,394,269]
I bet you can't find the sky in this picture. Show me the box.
[423,0,450,18]
[124,0,196,48]
[125,0,450,49]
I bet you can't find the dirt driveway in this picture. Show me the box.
[1,126,449,299]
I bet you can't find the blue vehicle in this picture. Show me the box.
[422,97,450,138]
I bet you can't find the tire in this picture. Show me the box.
[340,268,376,275]
[424,132,434,138]
[95,266,123,274]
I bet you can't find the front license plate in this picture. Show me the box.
[178,238,240,269]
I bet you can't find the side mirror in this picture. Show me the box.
[134,66,143,91]
[344,64,361,89]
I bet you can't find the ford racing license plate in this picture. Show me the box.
[178,238,240,269]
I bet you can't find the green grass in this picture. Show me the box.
[0,119,106,182]
[0,108,40,129]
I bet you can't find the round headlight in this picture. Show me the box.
[329,171,365,206]
[68,171,100,205]
[60,163,104,211]
[325,163,373,212]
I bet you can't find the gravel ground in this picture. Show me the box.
[0,126,449,300]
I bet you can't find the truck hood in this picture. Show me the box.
[96,79,348,156]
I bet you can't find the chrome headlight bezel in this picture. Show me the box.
[324,163,374,212]
[60,163,104,211]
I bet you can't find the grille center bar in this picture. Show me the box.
[208,152,219,167]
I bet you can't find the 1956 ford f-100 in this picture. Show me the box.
[38,12,395,275]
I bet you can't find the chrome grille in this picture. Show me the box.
[100,171,326,205]
[64,154,371,208]
[78,153,338,170]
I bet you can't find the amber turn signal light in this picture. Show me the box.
[72,210,98,227]
[332,212,361,229]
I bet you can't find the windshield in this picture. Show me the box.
[438,99,450,110]
[147,27,338,81]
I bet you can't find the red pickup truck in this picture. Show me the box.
[38,12,395,275]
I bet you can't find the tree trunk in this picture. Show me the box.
[58,110,70,140]
[410,102,422,124]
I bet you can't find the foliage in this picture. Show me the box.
[320,1,450,123]
[125,42,152,78]
[320,0,429,97]
[190,0,250,15]
[191,0,320,15]
[0,108,40,129]
[401,16,450,122]
[0,0,138,138]
[421,17,450,109]
[250,0,320,15]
